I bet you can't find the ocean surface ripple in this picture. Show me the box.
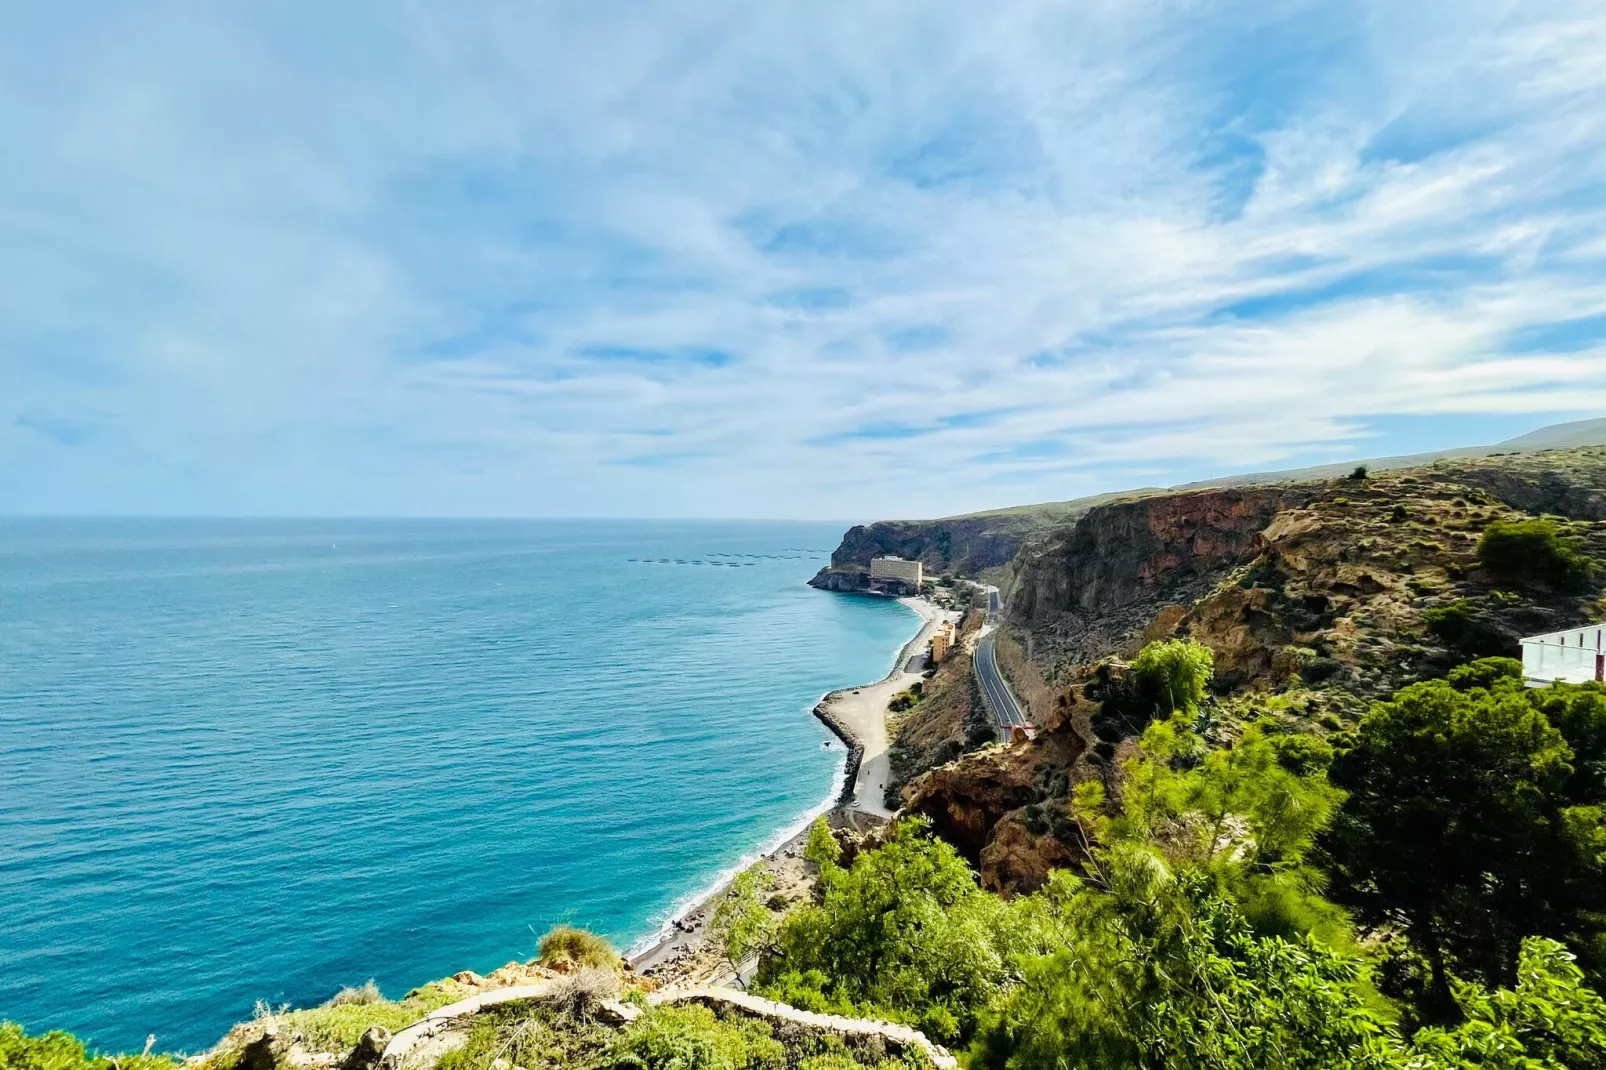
[0,519,918,1052]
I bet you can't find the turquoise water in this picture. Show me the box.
[0,519,916,1052]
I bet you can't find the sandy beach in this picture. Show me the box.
[816,596,947,816]
[626,595,947,983]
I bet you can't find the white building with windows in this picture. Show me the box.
[1520,625,1605,686]
[869,556,923,590]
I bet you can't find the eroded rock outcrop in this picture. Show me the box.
[807,568,872,593]
[824,516,1033,577]
[901,448,1606,895]
[903,703,1089,895]
[1010,487,1292,664]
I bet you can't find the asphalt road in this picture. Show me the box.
[975,587,1029,731]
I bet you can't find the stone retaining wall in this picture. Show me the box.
[375,979,955,1070]
[657,988,957,1069]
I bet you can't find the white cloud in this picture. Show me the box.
[1,0,1604,517]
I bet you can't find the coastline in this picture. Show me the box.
[812,596,945,816]
[627,594,944,981]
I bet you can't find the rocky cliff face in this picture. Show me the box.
[899,446,1606,896]
[1009,487,1293,666]
[807,568,871,593]
[884,625,993,808]
[902,701,1089,894]
[1007,448,1606,691]
[825,516,1033,577]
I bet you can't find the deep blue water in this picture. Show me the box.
[0,519,916,1053]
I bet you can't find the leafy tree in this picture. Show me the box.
[1445,656,1523,691]
[1107,716,1351,946]
[1408,937,1606,1069]
[1351,465,1369,480]
[711,867,778,986]
[1131,639,1216,717]
[1328,678,1602,1012]
[803,817,842,871]
[972,857,1400,1070]
[1477,518,1595,592]
[1528,683,1606,802]
[755,818,1023,1043]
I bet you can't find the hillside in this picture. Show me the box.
[899,444,1606,899]
[14,444,1606,1070]
[811,417,1606,591]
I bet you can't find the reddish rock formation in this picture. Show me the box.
[902,702,1088,895]
[1009,487,1293,666]
[901,447,1606,894]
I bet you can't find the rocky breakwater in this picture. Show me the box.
[812,700,866,805]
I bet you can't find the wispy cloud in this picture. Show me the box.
[2,0,1604,517]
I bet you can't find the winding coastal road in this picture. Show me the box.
[975,587,1030,733]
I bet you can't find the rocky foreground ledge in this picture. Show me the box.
[205,955,954,1070]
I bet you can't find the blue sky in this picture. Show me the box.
[2,0,1605,519]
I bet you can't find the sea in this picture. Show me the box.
[0,519,921,1053]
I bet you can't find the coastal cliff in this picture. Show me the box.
[1006,447,1606,694]
[1009,486,1291,665]
[17,444,1606,1070]
[823,516,1030,575]
[896,444,1606,896]
[808,489,1167,590]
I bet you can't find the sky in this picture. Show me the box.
[3,0,1606,520]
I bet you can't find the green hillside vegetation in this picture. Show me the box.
[745,646,1606,1068]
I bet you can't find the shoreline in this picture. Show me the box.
[626,594,942,979]
[814,596,946,816]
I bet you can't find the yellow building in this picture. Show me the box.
[869,556,923,589]
[929,620,955,663]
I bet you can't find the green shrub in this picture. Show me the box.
[1131,639,1214,716]
[803,817,841,870]
[1477,518,1595,591]
[611,1005,783,1070]
[1301,656,1344,685]
[536,926,618,972]
[971,866,1388,1070]
[1421,600,1515,659]
[1410,938,1606,1069]
[281,982,460,1053]
[756,818,1024,1043]
[435,1003,613,1070]
[887,689,919,713]
[1350,465,1369,480]
[327,980,383,1007]
[0,1023,176,1070]
[1445,656,1523,691]
[711,867,778,979]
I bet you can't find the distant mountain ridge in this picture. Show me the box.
[949,416,1606,523]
